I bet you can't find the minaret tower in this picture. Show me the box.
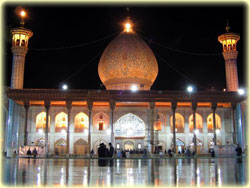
[11,10,33,89]
[218,21,240,91]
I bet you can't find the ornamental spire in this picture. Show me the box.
[225,19,231,32]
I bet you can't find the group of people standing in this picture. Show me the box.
[98,143,114,158]
[26,148,38,158]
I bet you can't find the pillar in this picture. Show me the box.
[212,102,217,146]
[66,100,72,157]
[231,102,237,144]
[171,101,177,154]
[23,101,29,146]
[109,100,116,145]
[44,100,50,157]
[192,102,197,154]
[87,100,93,154]
[149,102,155,153]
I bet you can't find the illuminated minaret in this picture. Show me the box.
[6,9,33,157]
[11,10,33,89]
[218,21,240,91]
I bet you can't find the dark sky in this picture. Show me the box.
[3,3,246,91]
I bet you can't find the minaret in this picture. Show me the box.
[6,9,33,157]
[218,21,240,91]
[11,10,33,89]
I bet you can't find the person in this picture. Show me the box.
[90,149,94,157]
[98,143,108,166]
[13,151,17,158]
[108,143,114,158]
[182,148,185,155]
[168,149,172,157]
[159,149,163,157]
[235,144,243,156]
[143,147,147,158]
[185,148,191,157]
[117,149,121,158]
[32,148,38,158]
[27,148,32,157]
[121,150,126,158]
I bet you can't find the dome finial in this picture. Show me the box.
[225,19,231,32]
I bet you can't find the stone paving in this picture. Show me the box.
[3,157,247,186]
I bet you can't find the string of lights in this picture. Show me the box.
[155,53,208,90]
[60,51,102,84]
[138,33,222,56]
[29,31,120,51]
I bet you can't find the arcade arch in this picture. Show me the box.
[55,112,67,133]
[189,113,203,133]
[207,113,221,133]
[170,113,184,133]
[74,112,88,133]
[114,113,145,137]
[36,112,50,132]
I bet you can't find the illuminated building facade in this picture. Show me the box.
[4,16,246,157]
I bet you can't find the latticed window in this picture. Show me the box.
[114,113,145,137]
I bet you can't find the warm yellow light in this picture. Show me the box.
[126,23,131,29]
[20,10,26,17]
[125,22,132,32]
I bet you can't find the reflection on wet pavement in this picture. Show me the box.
[3,158,247,186]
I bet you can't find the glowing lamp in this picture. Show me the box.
[62,84,68,90]
[154,120,162,131]
[131,85,138,92]
[20,10,26,17]
[238,88,245,95]
[187,86,193,93]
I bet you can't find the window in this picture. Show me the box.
[138,143,142,149]
[116,143,120,149]
[114,113,145,137]
[99,121,104,130]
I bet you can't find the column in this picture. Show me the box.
[44,100,50,157]
[109,100,116,144]
[66,100,72,157]
[87,100,93,154]
[192,102,197,154]
[211,102,217,146]
[149,102,155,154]
[231,102,237,144]
[23,101,30,146]
[171,101,177,154]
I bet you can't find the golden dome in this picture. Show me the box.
[98,31,158,90]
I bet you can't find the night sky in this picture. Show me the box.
[3,3,246,91]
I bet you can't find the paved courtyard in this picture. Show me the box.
[3,157,247,186]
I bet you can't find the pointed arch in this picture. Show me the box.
[74,112,89,133]
[170,113,184,133]
[74,138,88,155]
[55,112,67,132]
[189,113,203,133]
[207,113,221,133]
[54,138,67,155]
[36,112,50,132]
[74,138,88,145]
[114,113,145,137]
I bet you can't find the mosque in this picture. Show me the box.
[4,12,247,157]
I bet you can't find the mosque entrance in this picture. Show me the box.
[124,141,134,150]
[74,139,88,155]
[54,138,67,155]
